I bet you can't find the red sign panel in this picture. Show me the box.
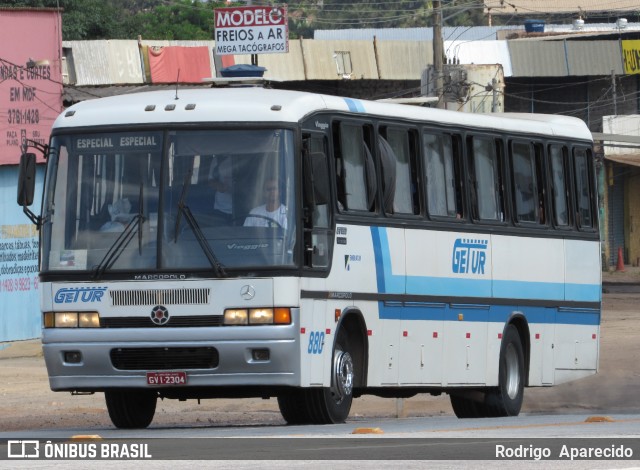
[0,9,63,165]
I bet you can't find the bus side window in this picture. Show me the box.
[377,134,396,213]
[549,145,570,227]
[423,132,463,219]
[305,136,330,228]
[379,127,419,215]
[468,136,504,222]
[510,141,545,225]
[573,147,594,229]
[334,121,377,212]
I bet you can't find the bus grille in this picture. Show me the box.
[110,347,219,370]
[109,288,210,306]
[101,315,223,328]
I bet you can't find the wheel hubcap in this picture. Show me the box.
[504,343,521,399]
[331,349,354,403]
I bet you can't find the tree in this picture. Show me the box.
[2,0,488,40]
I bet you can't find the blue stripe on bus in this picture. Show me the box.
[379,302,600,325]
[370,226,601,305]
[344,98,365,113]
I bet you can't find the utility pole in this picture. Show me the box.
[491,77,499,112]
[612,69,617,115]
[433,0,444,109]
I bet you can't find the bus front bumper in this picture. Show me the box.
[42,322,301,391]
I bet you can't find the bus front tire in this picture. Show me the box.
[105,390,157,429]
[278,330,354,425]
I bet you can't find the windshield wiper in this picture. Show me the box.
[92,214,143,279]
[177,203,226,278]
[173,168,226,277]
[93,182,146,279]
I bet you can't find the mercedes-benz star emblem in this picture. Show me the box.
[150,305,169,325]
[240,285,255,300]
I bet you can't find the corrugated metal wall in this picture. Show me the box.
[375,41,432,80]
[301,39,379,80]
[63,40,144,85]
[509,41,568,77]
[566,41,623,76]
[61,38,634,85]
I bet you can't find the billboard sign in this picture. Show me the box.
[214,5,288,56]
[622,40,640,74]
[0,9,63,164]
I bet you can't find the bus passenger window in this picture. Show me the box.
[423,132,463,218]
[573,148,594,228]
[335,122,377,212]
[510,142,543,224]
[549,145,570,227]
[469,137,503,222]
[380,128,419,215]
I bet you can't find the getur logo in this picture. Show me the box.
[54,287,107,303]
[452,238,488,274]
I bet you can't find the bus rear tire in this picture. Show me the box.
[105,390,157,429]
[484,324,525,417]
[450,324,524,418]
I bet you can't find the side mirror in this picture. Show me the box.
[17,153,36,207]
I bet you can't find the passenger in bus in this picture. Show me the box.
[244,177,287,229]
[208,156,233,219]
[100,198,134,232]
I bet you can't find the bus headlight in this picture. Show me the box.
[224,309,248,325]
[44,312,100,328]
[223,307,291,325]
[249,308,273,324]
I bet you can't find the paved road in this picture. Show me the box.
[3,413,639,464]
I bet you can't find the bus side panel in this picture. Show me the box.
[553,238,600,384]
[491,235,565,387]
[406,229,491,386]
[325,225,383,386]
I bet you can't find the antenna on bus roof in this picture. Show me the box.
[175,69,180,100]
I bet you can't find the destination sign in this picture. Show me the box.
[73,133,161,152]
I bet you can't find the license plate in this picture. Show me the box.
[146,371,187,386]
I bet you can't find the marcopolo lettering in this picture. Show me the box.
[452,238,488,274]
[54,287,107,303]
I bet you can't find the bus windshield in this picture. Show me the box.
[41,128,296,274]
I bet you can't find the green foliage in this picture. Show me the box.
[3,0,488,40]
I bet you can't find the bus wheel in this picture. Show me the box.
[277,391,312,425]
[450,394,481,418]
[309,330,354,424]
[485,324,525,417]
[105,390,157,429]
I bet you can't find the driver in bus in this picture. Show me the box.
[244,177,287,229]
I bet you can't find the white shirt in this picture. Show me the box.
[244,204,287,229]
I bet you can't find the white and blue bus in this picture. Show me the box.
[17,85,600,428]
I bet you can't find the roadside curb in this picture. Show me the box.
[0,339,43,360]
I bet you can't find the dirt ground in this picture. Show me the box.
[1,270,639,432]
